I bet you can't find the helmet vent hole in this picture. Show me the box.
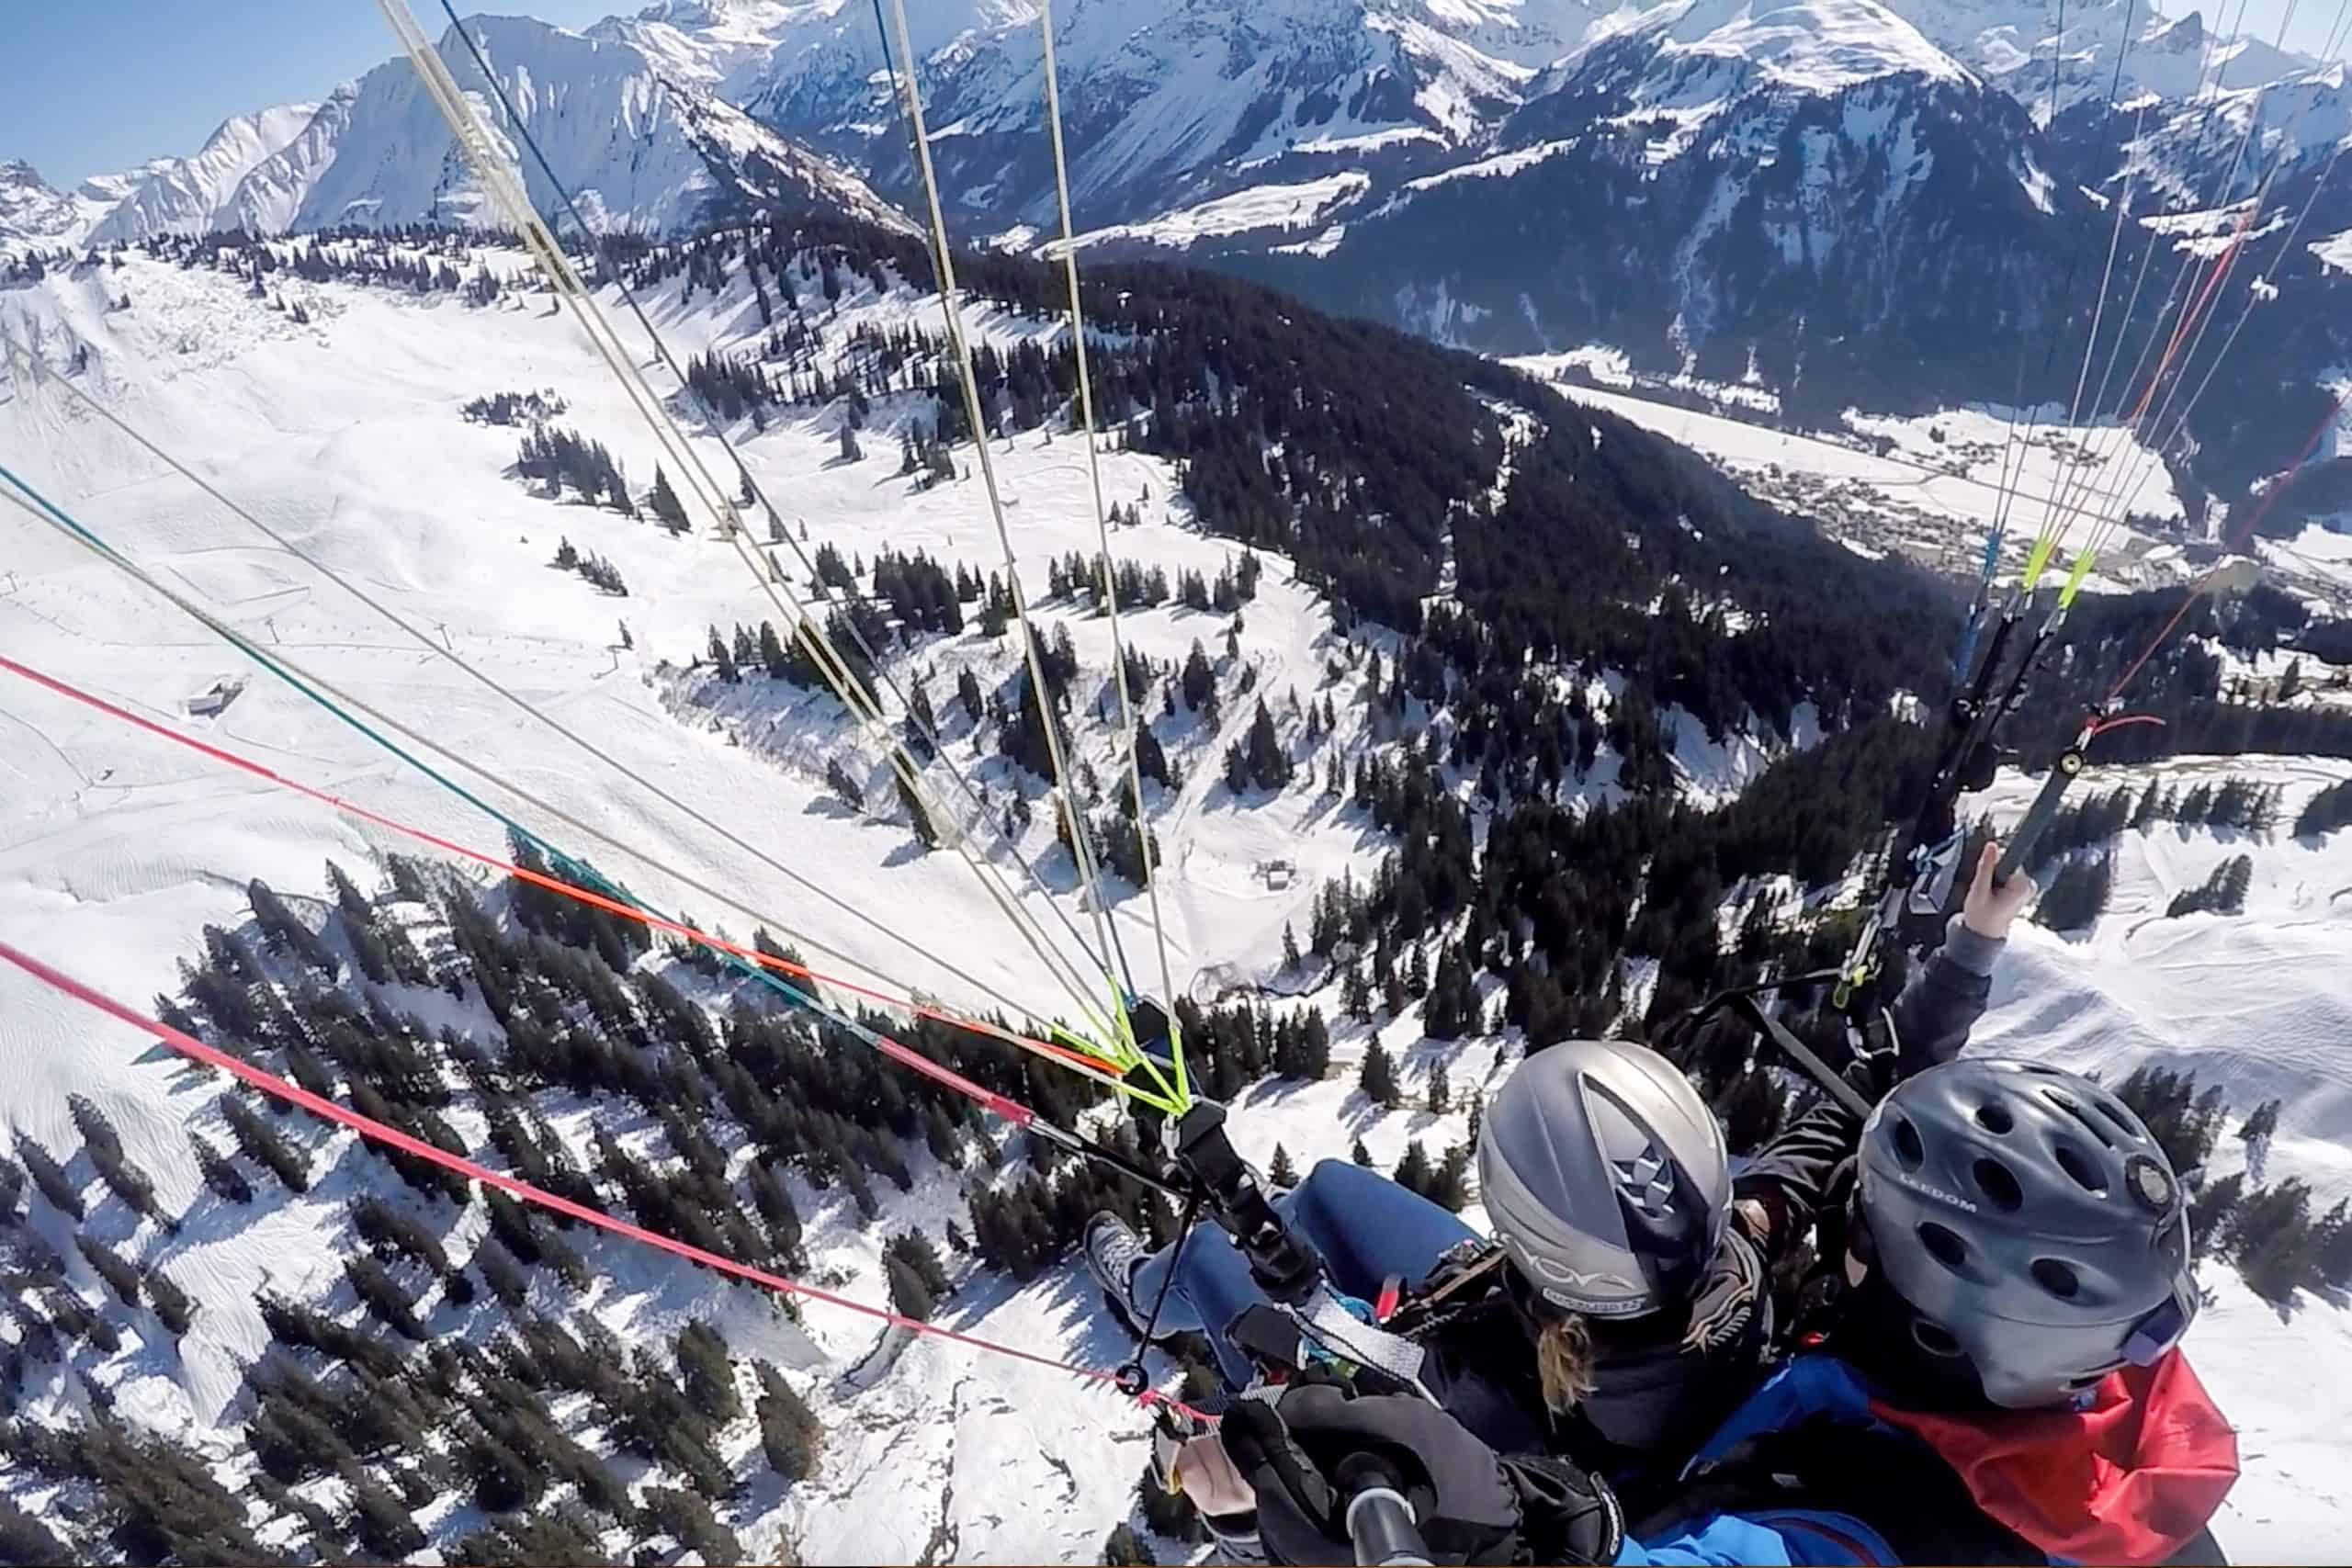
[2031,1258,2081,1300]
[2045,1091,2118,1149]
[1892,1115,1926,1171]
[1973,1157,2023,1213]
[2052,1142,2107,1194]
[1917,1221,1968,1273]
[1975,1102,2015,1134]
[2088,1098,2141,1144]
[1911,1319,1965,1358]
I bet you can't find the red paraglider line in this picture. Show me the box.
[0,937,1210,1423]
[2104,387,2351,705]
[0,653,1114,1096]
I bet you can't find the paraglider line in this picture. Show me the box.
[0,936,1211,1423]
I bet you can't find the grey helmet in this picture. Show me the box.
[1477,1039,1731,1319]
[1857,1057,2199,1409]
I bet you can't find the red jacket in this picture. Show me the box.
[1873,1350,2239,1564]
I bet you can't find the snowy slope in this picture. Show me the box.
[8,218,2352,1562]
[0,237,1465,1558]
[1884,0,2321,116]
[277,16,910,237]
[0,162,114,255]
[16,17,907,248]
[85,104,322,246]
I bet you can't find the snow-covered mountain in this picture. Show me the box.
[0,162,110,254]
[15,0,2342,434]
[579,0,1607,228]
[85,104,321,245]
[1890,0,2318,116]
[280,15,910,236]
[603,0,2337,498]
[4,237,2350,1560]
[23,16,908,247]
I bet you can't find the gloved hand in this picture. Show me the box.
[1218,1382,1623,1566]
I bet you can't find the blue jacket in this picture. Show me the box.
[1611,1359,1916,1566]
[1606,1355,2231,1567]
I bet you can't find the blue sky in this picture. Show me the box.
[2,3,617,187]
[2,0,2346,187]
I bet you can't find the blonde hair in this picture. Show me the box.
[1535,1313,1598,1415]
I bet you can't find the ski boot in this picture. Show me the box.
[1085,1212,1154,1340]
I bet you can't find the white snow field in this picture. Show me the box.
[4,244,2351,1559]
[0,240,1480,1560]
[1504,352,2229,594]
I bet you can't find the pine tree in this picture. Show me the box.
[1426,1059,1452,1114]
[1351,1138,1374,1167]
[221,1093,311,1191]
[1282,921,1302,972]
[755,1359,823,1482]
[146,1268,198,1336]
[2297,778,2352,838]
[2034,852,2114,931]
[2240,1099,2283,1145]
[2189,1171,2245,1257]
[886,1229,953,1299]
[351,1194,452,1276]
[1359,1041,1400,1108]
[75,1234,144,1306]
[1394,1140,1433,1198]
[647,1485,745,1564]
[17,1134,86,1220]
[345,1256,427,1339]
[676,1321,742,1425]
[896,770,941,850]
[1427,1141,1474,1213]
[477,1237,530,1308]
[1244,699,1291,789]
[2230,1178,2318,1301]
[0,1498,69,1565]
[650,465,690,534]
[189,1132,254,1203]
[1182,640,1215,711]
[1268,1144,1299,1187]
[887,1254,937,1321]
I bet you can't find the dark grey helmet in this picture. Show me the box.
[1857,1058,2199,1409]
[1477,1039,1731,1319]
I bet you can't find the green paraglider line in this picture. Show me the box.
[0,460,1180,1121]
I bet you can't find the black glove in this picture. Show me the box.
[1220,1382,1623,1567]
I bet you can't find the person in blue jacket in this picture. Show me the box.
[1181,1051,2237,1567]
